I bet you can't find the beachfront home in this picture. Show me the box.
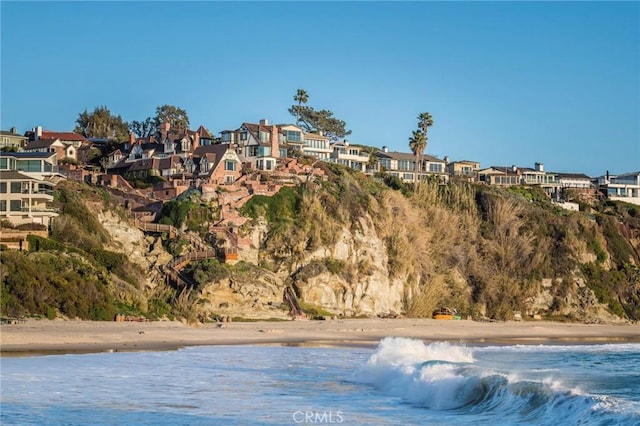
[0,151,63,227]
[446,160,481,181]
[375,148,448,183]
[0,151,61,179]
[478,166,521,186]
[331,141,373,173]
[220,119,282,171]
[302,131,332,161]
[0,171,58,227]
[596,171,640,206]
[0,128,28,151]
[552,172,597,202]
[192,144,242,185]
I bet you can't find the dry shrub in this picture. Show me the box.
[406,276,448,317]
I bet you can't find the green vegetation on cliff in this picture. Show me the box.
[0,181,143,320]
[2,166,639,322]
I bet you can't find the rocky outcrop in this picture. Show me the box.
[198,269,289,320]
[292,218,404,317]
[98,211,172,290]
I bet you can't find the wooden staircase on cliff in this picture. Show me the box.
[284,286,306,318]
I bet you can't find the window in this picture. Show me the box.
[429,163,443,173]
[225,161,236,171]
[403,173,413,180]
[225,176,235,184]
[10,182,21,193]
[285,131,301,142]
[398,160,414,171]
[10,200,22,211]
[0,200,5,212]
[240,132,248,141]
[16,160,41,172]
[0,182,5,193]
[0,158,6,169]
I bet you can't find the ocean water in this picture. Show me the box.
[1,338,639,425]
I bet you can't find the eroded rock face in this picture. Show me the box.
[98,211,172,289]
[198,270,290,320]
[293,217,404,317]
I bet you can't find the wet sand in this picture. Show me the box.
[1,318,639,356]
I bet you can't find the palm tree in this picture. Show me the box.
[363,147,379,174]
[415,112,434,183]
[408,129,426,184]
[418,112,434,136]
[293,89,309,125]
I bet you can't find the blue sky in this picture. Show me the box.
[1,1,638,176]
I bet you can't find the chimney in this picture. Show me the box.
[260,118,269,126]
[317,130,323,136]
[129,132,135,144]
[35,125,43,140]
[535,162,544,172]
[444,155,450,164]
[382,146,388,153]
[193,132,200,151]
[10,127,17,134]
[271,125,279,158]
[161,122,170,141]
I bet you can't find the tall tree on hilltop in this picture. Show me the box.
[418,112,434,141]
[408,112,434,185]
[409,129,427,184]
[74,106,129,141]
[288,91,351,140]
[129,117,154,138]
[293,89,309,125]
[153,104,190,130]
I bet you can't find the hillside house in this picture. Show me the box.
[478,166,521,186]
[447,160,480,181]
[375,148,448,183]
[0,128,28,150]
[0,152,62,227]
[597,171,640,206]
[220,119,282,171]
[330,141,371,172]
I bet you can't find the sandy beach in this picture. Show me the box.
[1,318,639,356]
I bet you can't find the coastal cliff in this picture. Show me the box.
[1,165,639,324]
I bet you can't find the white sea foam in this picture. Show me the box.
[2,342,639,425]
[351,338,640,424]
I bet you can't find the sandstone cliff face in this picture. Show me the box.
[98,210,172,290]
[198,270,290,320]
[91,181,637,323]
[291,218,405,317]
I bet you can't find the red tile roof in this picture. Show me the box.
[42,131,88,142]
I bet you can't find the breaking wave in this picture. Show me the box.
[352,337,640,425]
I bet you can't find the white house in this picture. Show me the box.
[597,171,640,206]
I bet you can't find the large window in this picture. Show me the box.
[10,182,21,193]
[429,163,443,173]
[16,160,42,172]
[0,182,6,193]
[0,200,5,212]
[398,160,414,171]
[285,131,301,142]
[10,200,22,211]
[224,161,236,171]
